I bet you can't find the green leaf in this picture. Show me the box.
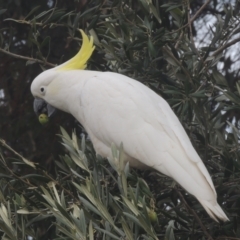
[165,220,175,240]
[0,9,7,16]
[212,69,228,86]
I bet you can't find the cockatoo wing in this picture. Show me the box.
[78,71,227,221]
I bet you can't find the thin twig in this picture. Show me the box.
[0,139,36,169]
[0,48,56,67]
[211,36,240,57]
[43,0,58,24]
[170,0,211,34]
[187,0,197,52]
[4,18,66,28]
[175,31,183,49]
[216,238,240,240]
[0,149,36,188]
[189,0,211,25]
[43,171,79,203]
[177,190,214,240]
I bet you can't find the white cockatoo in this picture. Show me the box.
[31,30,228,222]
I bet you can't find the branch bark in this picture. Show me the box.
[211,36,240,57]
[0,48,56,67]
[170,0,211,34]
[177,190,214,240]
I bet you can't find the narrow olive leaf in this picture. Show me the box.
[142,237,155,240]
[149,3,161,23]
[93,226,121,240]
[0,139,36,169]
[212,69,228,86]
[17,208,40,214]
[60,126,71,141]
[165,55,178,67]
[223,5,232,29]
[119,142,125,172]
[236,82,240,96]
[89,220,94,240]
[79,209,86,236]
[25,215,50,228]
[141,197,151,226]
[137,216,157,239]
[70,213,86,238]
[0,174,13,179]
[50,182,61,204]
[20,157,36,169]
[26,60,36,65]
[79,196,101,216]
[76,183,124,235]
[128,186,138,206]
[121,217,134,240]
[24,5,40,19]
[60,134,74,148]
[60,190,66,209]
[81,134,86,152]
[72,204,81,219]
[224,91,240,105]
[165,220,175,240]
[79,5,100,18]
[0,222,17,240]
[70,152,89,171]
[139,0,150,12]
[40,36,51,48]
[0,203,13,230]
[71,168,86,180]
[44,9,66,23]
[108,157,118,173]
[216,130,226,146]
[61,142,75,154]
[40,186,56,208]
[54,222,79,240]
[148,38,156,57]
[227,121,239,143]
[169,8,182,24]
[0,9,7,16]
[121,196,139,216]
[55,201,74,223]
[87,15,99,31]
[123,212,142,227]
[72,12,81,35]
[34,9,54,20]
[190,90,206,98]
[120,173,128,197]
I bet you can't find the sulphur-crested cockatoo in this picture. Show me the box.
[31,30,228,222]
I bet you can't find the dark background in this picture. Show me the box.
[0,0,240,239]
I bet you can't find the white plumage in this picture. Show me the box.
[31,31,228,222]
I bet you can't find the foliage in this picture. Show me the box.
[0,129,174,239]
[0,0,240,239]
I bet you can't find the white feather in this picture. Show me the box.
[31,69,229,222]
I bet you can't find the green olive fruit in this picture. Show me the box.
[38,113,49,125]
[147,209,158,222]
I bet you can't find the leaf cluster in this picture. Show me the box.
[0,0,240,239]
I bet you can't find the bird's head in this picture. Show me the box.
[31,29,95,120]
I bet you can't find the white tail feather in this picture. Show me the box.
[197,198,229,222]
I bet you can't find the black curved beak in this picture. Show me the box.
[33,98,56,117]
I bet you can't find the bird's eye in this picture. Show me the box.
[40,87,45,93]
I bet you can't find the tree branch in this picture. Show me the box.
[170,0,211,34]
[177,190,214,240]
[211,36,240,57]
[0,48,56,67]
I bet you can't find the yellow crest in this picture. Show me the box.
[57,30,95,71]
